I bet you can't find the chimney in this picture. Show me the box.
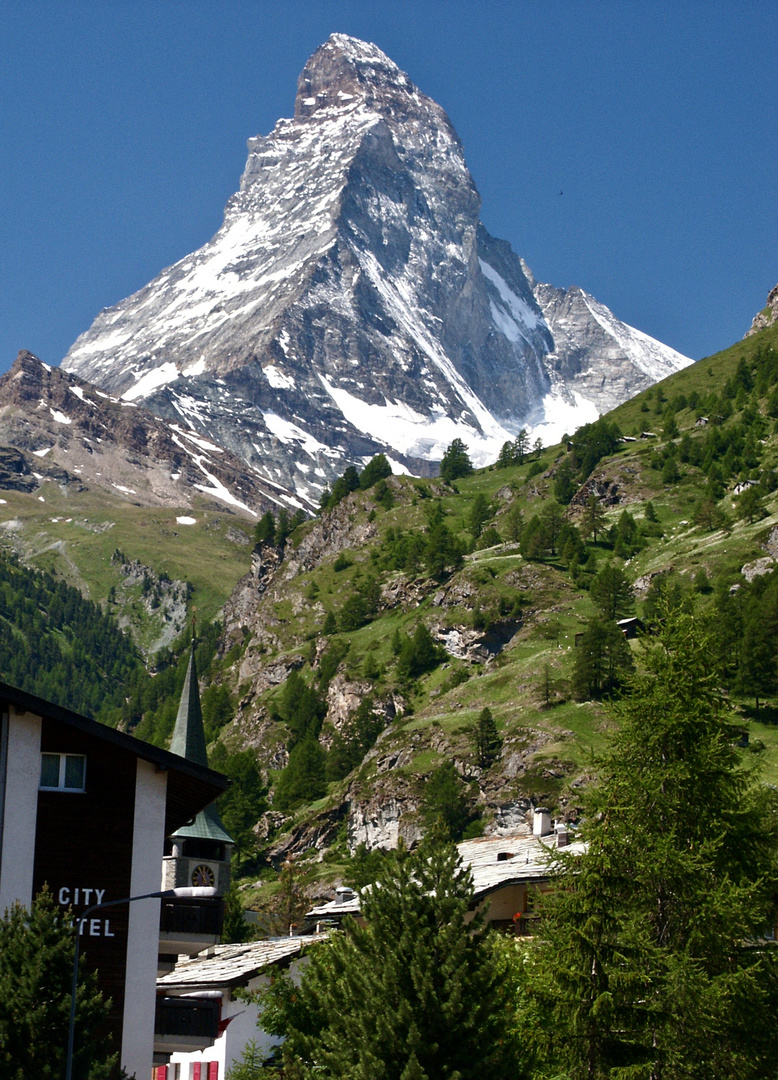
[554,822,568,848]
[533,808,552,837]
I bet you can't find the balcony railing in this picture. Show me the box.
[489,915,541,937]
[160,897,224,936]
[159,896,224,956]
[154,996,220,1054]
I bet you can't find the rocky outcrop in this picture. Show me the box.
[0,351,295,517]
[746,284,778,337]
[741,557,775,582]
[111,555,189,652]
[347,796,423,851]
[62,35,691,502]
[0,446,38,493]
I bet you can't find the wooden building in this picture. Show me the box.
[0,678,229,1079]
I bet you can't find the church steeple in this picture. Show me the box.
[169,642,208,766]
[162,638,234,896]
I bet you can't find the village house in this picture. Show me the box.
[155,933,328,1078]
[154,809,584,1076]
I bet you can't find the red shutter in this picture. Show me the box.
[154,1069,167,1080]
[192,1065,201,1080]
[208,1064,219,1080]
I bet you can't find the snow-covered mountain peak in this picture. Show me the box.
[62,35,692,501]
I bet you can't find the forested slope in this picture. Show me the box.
[188,320,778,910]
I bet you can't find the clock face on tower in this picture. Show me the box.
[191,863,216,888]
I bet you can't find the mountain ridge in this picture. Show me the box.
[0,350,302,517]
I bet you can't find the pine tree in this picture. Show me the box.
[273,737,326,812]
[539,500,565,555]
[496,440,517,468]
[359,453,392,490]
[420,761,471,841]
[513,429,530,463]
[572,618,634,700]
[253,511,276,547]
[210,746,268,867]
[439,439,473,482]
[580,492,608,543]
[467,493,491,539]
[250,840,522,1079]
[590,561,635,622]
[472,706,502,769]
[396,624,445,681]
[736,484,766,523]
[533,610,778,1080]
[0,888,123,1079]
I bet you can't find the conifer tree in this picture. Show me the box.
[513,429,530,463]
[249,840,522,1079]
[580,492,608,543]
[359,453,393,490]
[590,561,635,622]
[0,888,123,1079]
[533,610,778,1080]
[439,438,473,482]
[572,618,634,700]
[420,761,471,841]
[472,706,502,769]
[273,737,326,812]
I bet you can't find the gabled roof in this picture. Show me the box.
[303,832,587,923]
[157,933,330,990]
[0,680,228,836]
[305,893,362,921]
[458,832,586,900]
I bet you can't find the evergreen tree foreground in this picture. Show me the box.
[0,888,124,1079]
[242,839,522,1080]
[533,609,778,1080]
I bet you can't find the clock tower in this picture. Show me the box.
[161,640,234,895]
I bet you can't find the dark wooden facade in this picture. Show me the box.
[33,717,139,1037]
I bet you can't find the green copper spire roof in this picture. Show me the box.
[170,642,208,766]
[169,639,234,845]
[172,801,234,844]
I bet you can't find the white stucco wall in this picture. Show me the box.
[167,960,312,1077]
[121,758,168,1080]
[0,710,41,912]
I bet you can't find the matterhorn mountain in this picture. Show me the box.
[63,34,692,506]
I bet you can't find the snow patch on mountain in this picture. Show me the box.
[123,363,179,402]
[318,374,508,466]
[479,259,544,341]
[581,294,692,381]
[528,387,601,448]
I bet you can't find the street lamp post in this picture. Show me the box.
[65,886,217,1080]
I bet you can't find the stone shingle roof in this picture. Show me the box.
[158,933,330,990]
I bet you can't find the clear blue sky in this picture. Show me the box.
[1,1,775,373]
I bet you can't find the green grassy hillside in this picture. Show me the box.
[188,325,778,910]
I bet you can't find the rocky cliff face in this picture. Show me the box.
[63,35,692,505]
[0,351,297,517]
[746,283,778,337]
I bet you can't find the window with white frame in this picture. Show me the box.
[39,753,86,792]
